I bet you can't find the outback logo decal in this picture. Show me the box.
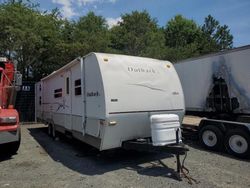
[127,67,158,74]
[87,91,100,97]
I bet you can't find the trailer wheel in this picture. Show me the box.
[199,125,223,151]
[48,124,52,136]
[51,124,57,139]
[48,124,57,139]
[225,129,250,158]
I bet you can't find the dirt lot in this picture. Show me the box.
[0,123,250,188]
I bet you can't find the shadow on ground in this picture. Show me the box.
[0,146,17,162]
[28,126,181,180]
[0,153,13,162]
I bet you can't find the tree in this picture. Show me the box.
[164,15,202,61]
[31,10,66,80]
[0,1,64,80]
[0,1,42,79]
[109,11,166,59]
[165,15,202,48]
[163,14,234,61]
[73,12,110,55]
[202,15,233,51]
[0,2,235,79]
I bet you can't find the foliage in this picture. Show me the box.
[109,11,166,59]
[165,15,201,48]
[163,15,203,61]
[202,15,233,51]
[73,12,110,54]
[0,1,234,80]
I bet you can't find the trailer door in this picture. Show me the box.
[71,62,84,133]
[64,70,72,130]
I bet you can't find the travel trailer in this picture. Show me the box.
[35,53,185,151]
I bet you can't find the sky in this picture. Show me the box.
[17,0,250,47]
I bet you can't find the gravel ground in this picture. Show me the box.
[0,123,249,188]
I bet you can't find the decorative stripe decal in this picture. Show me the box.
[109,109,183,114]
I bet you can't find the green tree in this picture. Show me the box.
[32,10,66,80]
[0,1,235,79]
[202,15,233,51]
[165,15,202,48]
[73,12,110,55]
[0,1,42,79]
[164,15,202,61]
[109,11,166,59]
[163,14,234,61]
[0,1,64,80]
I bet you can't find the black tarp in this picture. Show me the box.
[15,81,35,122]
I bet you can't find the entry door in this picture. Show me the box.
[71,62,85,133]
[64,70,72,130]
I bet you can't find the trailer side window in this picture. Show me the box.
[74,79,81,96]
[54,88,62,98]
[66,77,69,95]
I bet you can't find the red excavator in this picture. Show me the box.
[0,57,22,155]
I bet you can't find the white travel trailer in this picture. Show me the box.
[35,53,185,151]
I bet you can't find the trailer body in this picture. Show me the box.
[35,53,185,151]
[174,46,250,158]
[175,45,250,116]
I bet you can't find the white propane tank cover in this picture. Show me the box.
[150,114,179,123]
[150,114,182,146]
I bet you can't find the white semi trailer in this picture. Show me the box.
[175,45,250,158]
[35,53,185,152]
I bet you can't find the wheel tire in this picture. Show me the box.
[51,124,57,139]
[48,124,52,137]
[199,125,224,151]
[225,129,250,159]
[48,124,57,139]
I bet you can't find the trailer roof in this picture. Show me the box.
[176,45,250,64]
[41,52,166,81]
[41,58,79,81]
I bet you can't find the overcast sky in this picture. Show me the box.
[6,0,250,47]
